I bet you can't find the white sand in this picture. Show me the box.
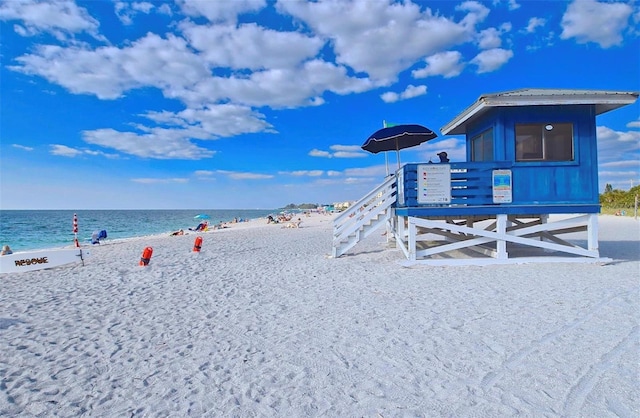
[1,213,638,417]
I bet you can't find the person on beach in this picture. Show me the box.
[283,218,302,228]
[190,221,208,232]
[171,229,184,236]
[1,245,12,255]
[437,151,450,163]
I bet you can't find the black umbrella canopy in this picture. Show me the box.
[361,124,438,154]
[362,124,438,171]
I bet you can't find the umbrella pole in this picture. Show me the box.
[385,153,389,176]
[396,141,401,171]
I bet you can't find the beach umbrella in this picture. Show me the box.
[362,124,438,172]
[194,214,211,220]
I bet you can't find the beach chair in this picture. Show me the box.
[91,230,107,244]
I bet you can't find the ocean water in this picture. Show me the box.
[0,209,277,252]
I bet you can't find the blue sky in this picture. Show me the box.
[1,0,639,210]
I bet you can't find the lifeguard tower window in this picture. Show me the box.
[515,122,574,161]
[471,128,494,161]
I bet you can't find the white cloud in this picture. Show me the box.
[83,149,120,159]
[277,0,477,82]
[412,51,465,79]
[143,104,275,138]
[598,125,640,143]
[10,31,374,110]
[131,178,189,184]
[181,22,324,71]
[50,144,83,157]
[600,160,640,169]
[418,137,466,162]
[381,84,427,103]
[82,128,216,160]
[342,165,388,178]
[525,17,546,33]
[115,2,155,26]
[596,125,640,190]
[215,170,273,180]
[561,0,634,48]
[493,0,520,11]
[309,144,367,158]
[627,119,640,128]
[309,149,331,158]
[12,144,34,151]
[457,1,491,28]
[10,33,209,100]
[49,144,120,159]
[0,0,102,40]
[477,27,503,49]
[178,0,266,23]
[331,144,368,158]
[282,170,325,177]
[470,48,513,73]
[194,170,214,176]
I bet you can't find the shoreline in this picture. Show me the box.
[0,209,284,254]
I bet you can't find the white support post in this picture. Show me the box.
[539,214,548,242]
[397,214,406,242]
[386,207,396,247]
[496,214,508,259]
[408,217,416,261]
[587,213,599,252]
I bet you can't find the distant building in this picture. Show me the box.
[334,201,353,211]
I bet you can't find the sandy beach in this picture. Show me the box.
[0,213,638,417]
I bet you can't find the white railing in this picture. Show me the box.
[332,175,397,257]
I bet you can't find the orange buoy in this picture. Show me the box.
[193,236,203,252]
[139,246,153,266]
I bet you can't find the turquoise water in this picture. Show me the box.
[0,209,276,252]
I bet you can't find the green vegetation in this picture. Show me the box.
[599,184,639,216]
[282,203,322,210]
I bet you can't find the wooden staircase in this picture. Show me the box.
[331,175,397,258]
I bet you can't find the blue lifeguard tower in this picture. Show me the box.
[332,89,639,264]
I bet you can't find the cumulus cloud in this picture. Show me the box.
[82,128,217,160]
[477,27,503,49]
[506,0,521,11]
[177,0,266,23]
[277,0,477,82]
[50,144,83,157]
[627,119,640,128]
[180,22,324,71]
[380,84,427,103]
[561,0,634,48]
[525,17,546,33]
[470,48,513,73]
[114,1,155,25]
[412,51,465,79]
[596,125,640,190]
[0,0,102,40]
[142,104,275,138]
[309,144,367,158]
[309,149,331,158]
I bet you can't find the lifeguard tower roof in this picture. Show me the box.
[441,88,639,135]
